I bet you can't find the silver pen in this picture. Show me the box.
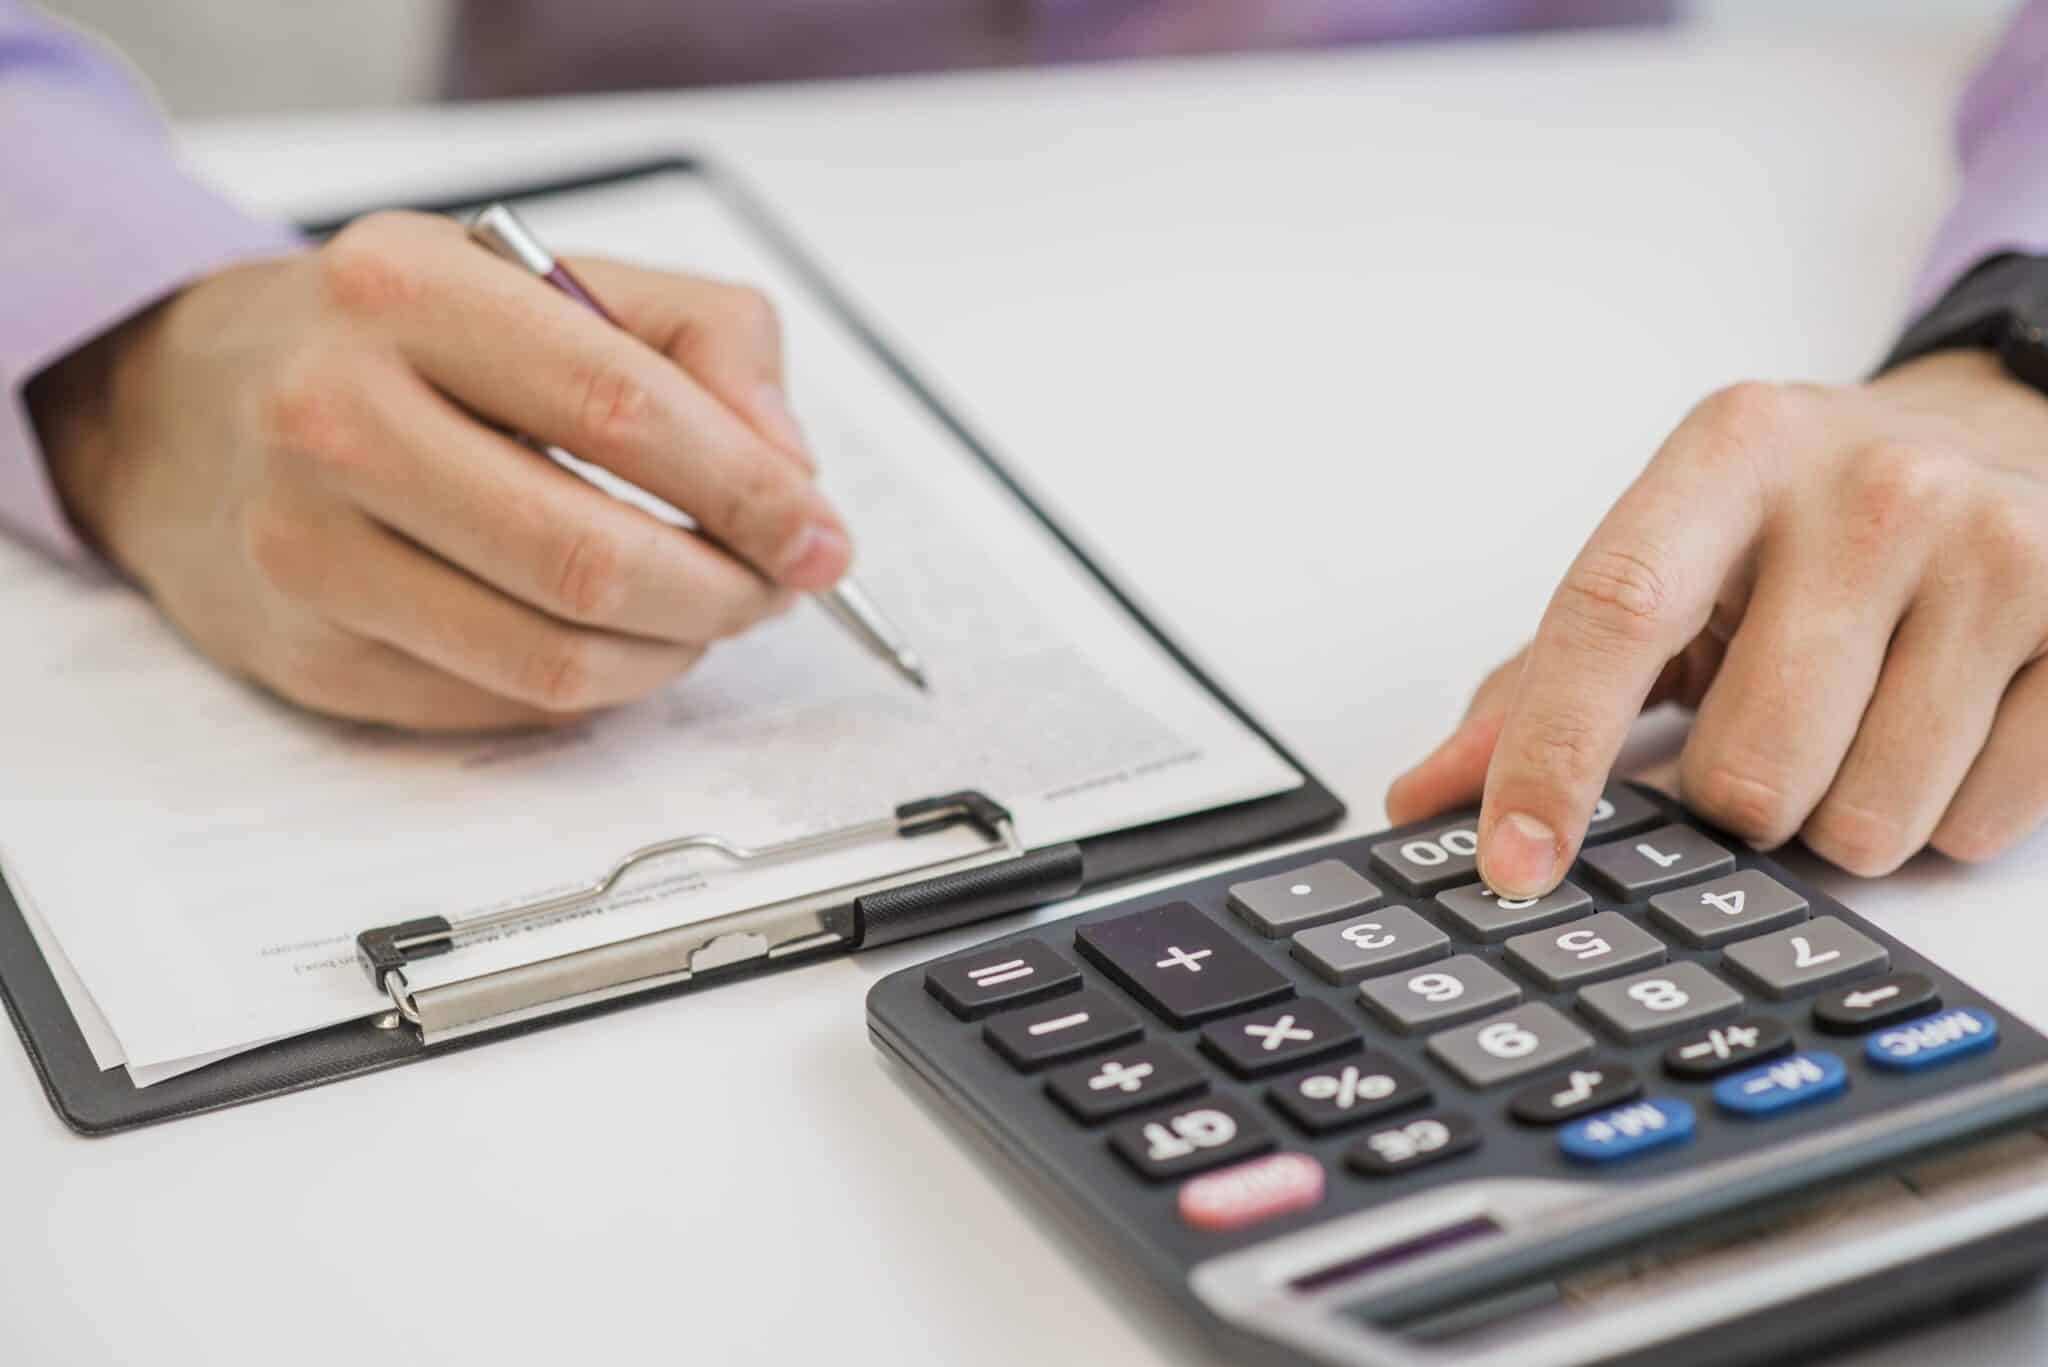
[468,202,928,692]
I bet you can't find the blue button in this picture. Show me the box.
[1866,1008,1998,1072]
[1558,1099,1694,1163]
[1713,1051,1847,1117]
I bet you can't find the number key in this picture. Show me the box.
[1290,906,1448,984]
[1648,870,1808,949]
[1435,880,1592,943]
[1370,819,1481,895]
[1503,912,1665,991]
[1722,917,1889,1000]
[1580,824,1735,900]
[1425,1003,1595,1088]
[1583,786,1662,843]
[1577,963,1743,1043]
[1358,955,1521,1035]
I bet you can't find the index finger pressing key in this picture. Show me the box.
[1477,407,1775,896]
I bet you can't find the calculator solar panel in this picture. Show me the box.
[867,785,2048,1366]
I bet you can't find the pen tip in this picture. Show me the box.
[902,659,930,693]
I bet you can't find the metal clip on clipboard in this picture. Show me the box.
[355,790,1085,1044]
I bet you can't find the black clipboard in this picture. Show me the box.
[0,157,1343,1135]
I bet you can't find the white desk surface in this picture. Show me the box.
[8,15,2048,1366]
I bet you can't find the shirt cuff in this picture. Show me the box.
[0,100,301,563]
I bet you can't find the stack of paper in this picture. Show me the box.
[0,171,1301,1085]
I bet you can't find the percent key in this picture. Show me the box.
[1270,1053,1430,1134]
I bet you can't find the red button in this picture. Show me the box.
[1177,1151,1325,1231]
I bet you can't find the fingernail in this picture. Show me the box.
[1483,811,1561,898]
[774,520,851,589]
[755,383,810,461]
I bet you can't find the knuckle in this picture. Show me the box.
[1802,798,1913,878]
[1684,760,1798,845]
[238,500,322,597]
[714,455,810,557]
[1842,440,1959,531]
[1688,381,1796,454]
[572,362,657,451]
[319,213,434,317]
[546,524,630,623]
[254,352,349,460]
[1963,494,2048,591]
[1505,712,1604,791]
[721,283,781,339]
[1556,546,1672,649]
[518,636,603,713]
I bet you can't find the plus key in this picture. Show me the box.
[1076,902,1293,1028]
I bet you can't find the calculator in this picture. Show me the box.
[866,785,2048,1366]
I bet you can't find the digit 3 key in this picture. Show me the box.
[870,783,2048,1366]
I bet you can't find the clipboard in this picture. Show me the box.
[0,156,1343,1136]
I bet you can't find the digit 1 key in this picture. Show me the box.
[1580,824,1736,900]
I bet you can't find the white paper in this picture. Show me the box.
[0,169,1300,1079]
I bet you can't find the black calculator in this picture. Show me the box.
[867,785,2048,1366]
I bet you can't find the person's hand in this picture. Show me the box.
[29,211,846,730]
[1387,350,2048,892]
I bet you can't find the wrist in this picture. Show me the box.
[25,303,165,570]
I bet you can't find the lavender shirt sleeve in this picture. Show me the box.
[1909,0,2048,316]
[0,2,299,561]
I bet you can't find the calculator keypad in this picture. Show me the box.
[1076,901,1292,1027]
[1228,860,1382,937]
[872,783,2041,1270]
[1722,917,1889,999]
[1290,906,1447,984]
[1359,955,1522,1034]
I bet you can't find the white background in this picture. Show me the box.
[6,11,2048,1366]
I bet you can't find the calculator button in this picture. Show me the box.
[1075,902,1293,1028]
[1229,860,1383,937]
[1110,1096,1272,1182]
[1201,999,1361,1078]
[1647,870,1809,949]
[1583,786,1663,843]
[1435,880,1592,943]
[1508,1064,1641,1125]
[1269,1054,1431,1135]
[1558,1099,1694,1163]
[1579,824,1736,900]
[984,989,1141,1071]
[1866,1008,1999,1072]
[925,940,1080,1019]
[1713,1051,1848,1118]
[1178,1152,1326,1232]
[1290,906,1448,984]
[1426,1003,1595,1089]
[1661,1017,1794,1080]
[1577,963,1743,1044]
[1721,917,1889,1000]
[1503,912,1666,992]
[1359,955,1522,1034]
[1369,819,1481,895]
[1046,1040,1207,1124]
[1345,1112,1480,1177]
[1812,972,1939,1034]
